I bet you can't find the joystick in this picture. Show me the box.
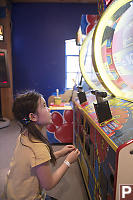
[91,90,112,123]
[77,86,87,105]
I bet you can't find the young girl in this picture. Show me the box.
[4,90,80,200]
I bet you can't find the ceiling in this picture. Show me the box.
[11,0,97,3]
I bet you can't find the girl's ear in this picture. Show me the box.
[29,113,38,122]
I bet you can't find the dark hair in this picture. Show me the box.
[12,90,56,165]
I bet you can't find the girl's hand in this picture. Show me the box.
[65,149,80,164]
[60,145,76,157]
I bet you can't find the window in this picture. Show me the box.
[65,39,81,89]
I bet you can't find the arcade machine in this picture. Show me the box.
[46,89,73,144]
[0,49,10,128]
[73,0,133,199]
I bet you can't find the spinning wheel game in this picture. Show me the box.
[73,0,133,199]
[93,0,133,100]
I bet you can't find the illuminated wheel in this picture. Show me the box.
[93,0,133,101]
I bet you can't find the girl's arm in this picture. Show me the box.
[35,149,80,190]
[54,145,75,159]
[54,150,62,159]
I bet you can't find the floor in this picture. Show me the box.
[0,121,89,200]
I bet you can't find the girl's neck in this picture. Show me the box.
[36,124,47,138]
[36,124,43,131]
[22,125,47,139]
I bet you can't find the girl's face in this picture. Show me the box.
[36,97,52,126]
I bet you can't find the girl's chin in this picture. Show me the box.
[40,121,52,127]
[37,119,52,126]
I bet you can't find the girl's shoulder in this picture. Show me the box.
[20,133,50,152]
[18,134,51,168]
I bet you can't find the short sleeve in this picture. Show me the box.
[30,143,51,167]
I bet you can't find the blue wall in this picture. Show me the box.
[11,3,97,102]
